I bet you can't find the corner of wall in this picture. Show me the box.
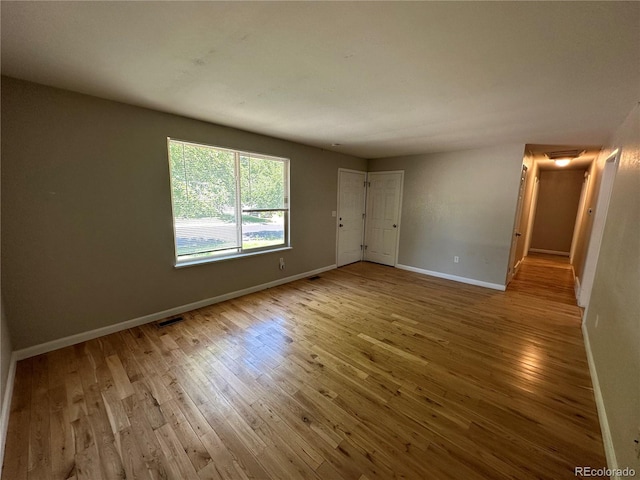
[0,352,17,473]
[0,297,16,475]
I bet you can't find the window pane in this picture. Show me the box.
[242,211,285,250]
[169,141,239,258]
[240,155,286,210]
[169,139,289,262]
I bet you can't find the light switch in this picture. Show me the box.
[331,211,337,217]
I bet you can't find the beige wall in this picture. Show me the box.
[369,144,525,286]
[530,169,585,254]
[584,104,639,471]
[1,77,366,349]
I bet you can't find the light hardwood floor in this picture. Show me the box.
[2,254,606,479]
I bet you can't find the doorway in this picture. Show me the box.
[363,171,404,267]
[336,169,366,267]
[507,164,528,285]
[577,150,620,307]
[337,170,404,268]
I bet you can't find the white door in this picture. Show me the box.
[337,169,366,267]
[507,164,528,284]
[364,171,403,266]
[578,150,620,307]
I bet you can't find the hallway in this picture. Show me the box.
[508,253,579,307]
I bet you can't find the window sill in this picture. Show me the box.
[174,246,292,269]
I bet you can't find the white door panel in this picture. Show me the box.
[337,170,366,267]
[507,165,527,284]
[364,172,403,266]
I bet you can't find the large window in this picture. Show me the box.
[168,139,290,265]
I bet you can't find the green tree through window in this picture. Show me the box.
[168,139,289,262]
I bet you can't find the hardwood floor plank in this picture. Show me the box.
[158,399,213,472]
[74,445,104,480]
[357,332,431,367]
[49,407,75,480]
[28,356,52,480]
[251,398,325,470]
[197,402,271,479]
[64,371,87,424]
[199,430,249,480]
[132,380,166,430]
[117,426,154,480]
[82,383,126,480]
[105,355,135,400]
[121,394,173,479]
[155,423,200,480]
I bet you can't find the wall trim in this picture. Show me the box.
[529,248,570,256]
[14,264,337,361]
[582,322,618,476]
[0,352,18,473]
[396,264,506,291]
[514,258,522,273]
[574,275,582,302]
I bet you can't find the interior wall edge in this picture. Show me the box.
[0,351,17,475]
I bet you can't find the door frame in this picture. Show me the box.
[578,149,621,308]
[336,168,367,267]
[364,170,404,267]
[569,170,591,264]
[523,175,540,257]
[507,164,528,285]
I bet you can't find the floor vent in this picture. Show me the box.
[308,275,321,281]
[156,316,184,328]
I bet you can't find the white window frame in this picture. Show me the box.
[167,138,291,267]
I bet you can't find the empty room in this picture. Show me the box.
[1,2,639,479]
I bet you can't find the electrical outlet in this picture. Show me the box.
[454,256,459,263]
[279,258,285,271]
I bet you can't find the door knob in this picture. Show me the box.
[393,224,397,228]
[515,232,522,237]
[339,224,344,227]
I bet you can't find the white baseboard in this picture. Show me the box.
[582,322,618,475]
[396,264,506,291]
[0,352,17,473]
[529,248,570,256]
[14,264,337,361]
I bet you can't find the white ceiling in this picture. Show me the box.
[2,1,639,159]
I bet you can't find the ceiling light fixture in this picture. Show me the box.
[545,149,586,167]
